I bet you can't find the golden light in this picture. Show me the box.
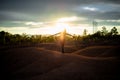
[55,22,70,32]
[57,16,77,22]
[30,17,93,35]
[54,16,77,33]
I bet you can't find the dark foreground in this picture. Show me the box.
[0,45,120,80]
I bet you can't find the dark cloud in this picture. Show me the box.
[75,11,120,20]
[0,0,120,27]
[0,11,38,22]
[0,0,119,12]
[0,21,26,27]
[97,11,120,20]
[105,0,120,4]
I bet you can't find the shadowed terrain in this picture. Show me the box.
[0,43,120,80]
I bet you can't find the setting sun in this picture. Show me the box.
[55,22,70,33]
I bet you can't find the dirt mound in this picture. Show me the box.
[0,47,119,80]
[73,46,120,57]
[37,43,77,53]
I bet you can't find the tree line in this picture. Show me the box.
[0,26,120,46]
[75,26,120,46]
[0,31,55,46]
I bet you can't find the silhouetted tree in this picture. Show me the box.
[93,31,102,37]
[0,31,6,45]
[101,26,108,36]
[110,27,118,35]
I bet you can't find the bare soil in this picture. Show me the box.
[0,43,120,80]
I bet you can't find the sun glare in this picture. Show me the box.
[33,17,93,35]
[57,16,77,22]
[55,22,70,33]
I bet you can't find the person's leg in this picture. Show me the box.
[61,43,64,53]
[61,40,64,53]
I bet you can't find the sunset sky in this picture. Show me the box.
[0,0,120,35]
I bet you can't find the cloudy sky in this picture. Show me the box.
[0,0,120,35]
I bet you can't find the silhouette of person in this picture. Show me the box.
[60,29,66,53]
